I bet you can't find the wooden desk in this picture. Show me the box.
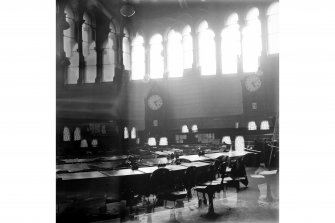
[88,161,124,170]
[57,171,107,180]
[101,169,144,177]
[164,164,187,171]
[138,166,158,174]
[100,155,128,161]
[56,163,91,172]
[204,152,225,160]
[180,162,210,168]
[179,155,211,162]
[140,157,169,166]
[61,158,97,164]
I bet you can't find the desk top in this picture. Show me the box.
[164,164,188,171]
[204,153,225,159]
[61,158,97,164]
[140,157,169,166]
[101,169,144,177]
[100,155,128,161]
[57,171,107,180]
[180,161,210,168]
[56,163,90,172]
[179,155,211,162]
[138,166,158,174]
[88,161,124,170]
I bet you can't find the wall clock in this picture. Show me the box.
[245,74,262,92]
[147,94,163,110]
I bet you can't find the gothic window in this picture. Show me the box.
[102,23,117,82]
[167,30,183,77]
[197,21,216,76]
[63,6,79,84]
[131,35,145,80]
[242,8,262,73]
[182,25,193,69]
[149,34,164,79]
[82,12,97,83]
[123,28,131,70]
[221,13,241,74]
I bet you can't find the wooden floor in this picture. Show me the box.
[57,167,279,223]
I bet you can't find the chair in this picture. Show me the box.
[194,162,225,215]
[183,166,197,200]
[149,168,187,212]
[229,158,248,191]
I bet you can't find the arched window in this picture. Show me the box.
[131,35,145,80]
[182,25,193,69]
[82,12,97,83]
[167,30,183,78]
[222,136,232,145]
[260,120,270,130]
[123,28,131,70]
[242,8,262,73]
[181,125,189,133]
[267,2,279,54]
[124,127,129,139]
[63,6,79,84]
[74,127,81,141]
[63,126,71,141]
[148,137,157,146]
[149,34,164,79]
[221,13,241,74]
[159,137,168,146]
[235,136,245,152]
[131,127,136,139]
[191,124,198,133]
[197,21,216,76]
[102,24,116,82]
[248,121,257,130]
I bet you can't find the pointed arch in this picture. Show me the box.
[102,24,117,82]
[131,127,136,139]
[64,5,79,84]
[221,13,241,74]
[82,11,97,83]
[235,136,245,152]
[197,20,216,76]
[149,34,164,79]
[74,127,81,141]
[167,29,183,77]
[63,126,71,141]
[131,34,145,80]
[242,8,262,73]
[182,25,193,69]
[123,28,131,71]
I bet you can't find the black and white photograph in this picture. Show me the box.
[6,0,335,223]
[55,0,279,222]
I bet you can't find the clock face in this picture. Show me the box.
[147,94,163,110]
[245,75,262,92]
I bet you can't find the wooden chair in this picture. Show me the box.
[149,168,187,212]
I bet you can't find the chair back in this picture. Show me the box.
[218,162,228,180]
[150,168,171,195]
[183,166,197,190]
